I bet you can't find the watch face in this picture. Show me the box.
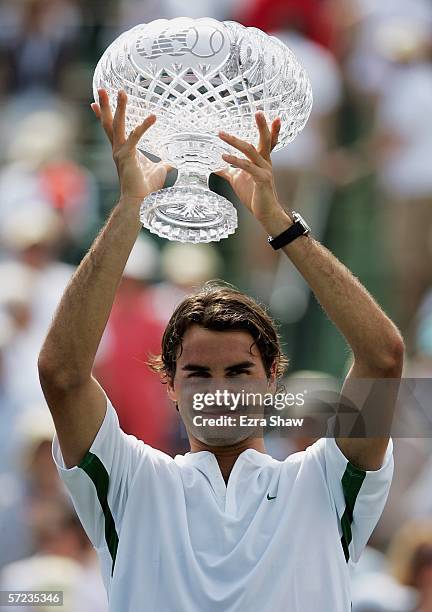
[292,212,310,234]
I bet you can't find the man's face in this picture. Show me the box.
[167,325,276,447]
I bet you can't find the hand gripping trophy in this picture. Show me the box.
[93,17,313,243]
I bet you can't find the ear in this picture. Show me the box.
[267,360,278,392]
[166,377,177,403]
[166,379,179,411]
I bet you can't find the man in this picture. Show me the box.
[38,88,404,611]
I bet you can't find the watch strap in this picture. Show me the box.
[268,221,306,250]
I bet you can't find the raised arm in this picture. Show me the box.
[38,89,169,468]
[218,113,404,471]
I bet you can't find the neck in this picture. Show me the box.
[189,436,266,483]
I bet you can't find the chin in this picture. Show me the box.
[192,427,254,447]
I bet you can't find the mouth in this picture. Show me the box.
[193,408,255,418]
[198,410,230,416]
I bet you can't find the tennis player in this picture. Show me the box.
[38,88,404,611]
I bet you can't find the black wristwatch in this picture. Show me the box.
[268,211,311,250]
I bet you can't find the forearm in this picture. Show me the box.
[39,197,142,383]
[262,210,403,369]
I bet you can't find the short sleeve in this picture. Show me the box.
[308,437,394,565]
[52,392,147,558]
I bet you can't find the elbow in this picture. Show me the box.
[38,353,61,389]
[38,351,86,390]
[38,349,62,381]
[378,333,405,376]
[37,351,56,380]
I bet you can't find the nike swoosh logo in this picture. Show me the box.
[267,493,277,500]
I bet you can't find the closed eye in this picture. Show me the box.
[187,370,251,377]
[187,371,211,378]
[226,369,251,377]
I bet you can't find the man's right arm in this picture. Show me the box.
[38,88,169,468]
[38,198,143,468]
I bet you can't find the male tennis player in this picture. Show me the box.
[38,88,404,611]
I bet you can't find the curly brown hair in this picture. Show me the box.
[147,280,289,384]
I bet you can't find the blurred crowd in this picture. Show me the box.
[0,0,432,610]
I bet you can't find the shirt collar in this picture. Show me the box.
[175,448,275,468]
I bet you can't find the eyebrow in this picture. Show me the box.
[181,361,256,372]
[182,364,211,372]
[225,361,255,371]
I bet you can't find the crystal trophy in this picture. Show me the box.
[93,18,313,243]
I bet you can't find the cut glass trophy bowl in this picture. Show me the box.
[93,18,313,243]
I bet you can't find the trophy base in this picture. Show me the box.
[140,185,238,243]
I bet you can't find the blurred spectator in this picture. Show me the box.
[370,20,432,349]
[347,0,432,95]
[235,0,334,49]
[0,499,92,612]
[151,241,223,325]
[372,437,428,550]
[351,543,418,612]
[0,258,44,442]
[352,571,417,611]
[0,0,83,96]
[272,31,343,173]
[387,520,432,612]
[119,0,243,26]
[401,441,432,522]
[0,401,107,607]
[165,0,237,20]
[0,203,74,408]
[410,289,432,375]
[0,406,64,569]
[117,0,169,31]
[0,108,99,259]
[70,551,108,612]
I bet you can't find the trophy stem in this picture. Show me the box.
[139,167,238,243]
[139,137,237,242]
[175,167,209,189]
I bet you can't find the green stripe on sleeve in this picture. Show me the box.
[340,462,366,562]
[79,451,119,575]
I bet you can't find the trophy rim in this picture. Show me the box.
[92,17,313,162]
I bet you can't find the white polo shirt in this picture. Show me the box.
[52,394,393,612]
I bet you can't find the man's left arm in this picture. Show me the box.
[218,114,404,471]
[263,209,404,470]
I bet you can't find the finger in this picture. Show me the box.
[97,89,114,143]
[112,89,127,148]
[90,103,101,119]
[221,153,263,178]
[270,118,281,151]
[126,114,156,149]
[255,112,272,159]
[218,132,266,167]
